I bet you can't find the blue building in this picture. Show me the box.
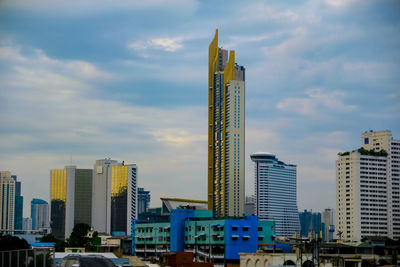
[132,209,275,265]
[31,198,49,230]
[299,210,324,240]
[12,175,23,230]
[250,152,300,237]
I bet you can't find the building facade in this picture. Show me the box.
[23,217,32,230]
[250,152,300,237]
[0,171,15,233]
[336,130,400,241]
[138,187,150,215]
[31,198,49,230]
[50,166,92,239]
[92,159,138,236]
[299,210,323,240]
[12,175,23,230]
[322,208,335,241]
[208,29,245,217]
[133,209,275,266]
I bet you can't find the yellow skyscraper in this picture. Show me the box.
[208,30,245,217]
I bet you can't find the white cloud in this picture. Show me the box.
[128,37,184,52]
[276,88,356,115]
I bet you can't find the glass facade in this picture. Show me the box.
[50,169,66,239]
[111,165,128,234]
[74,169,92,225]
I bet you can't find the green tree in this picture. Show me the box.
[41,233,67,252]
[67,223,91,248]
[0,234,29,251]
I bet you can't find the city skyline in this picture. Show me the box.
[0,0,399,217]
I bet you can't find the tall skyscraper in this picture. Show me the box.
[92,159,138,236]
[12,175,23,230]
[208,29,245,217]
[250,152,300,237]
[0,171,15,233]
[336,130,400,241]
[31,198,49,230]
[50,166,92,239]
[138,187,151,215]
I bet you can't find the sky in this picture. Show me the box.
[0,0,399,217]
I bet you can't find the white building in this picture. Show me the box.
[250,152,300,237]
[322,208,335,241]
[336,130,400,241]
[92,159,137,236]
[23,217,32,230]
[0,171,15,233]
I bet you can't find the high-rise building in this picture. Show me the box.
[336,130,400,241]
[31,198,49,230]
[92,159,138,236]
[250,152,300,237]
[0,171,15,233]
[208,29,245,217]
[22,217,32,230]
[138,188,150,215]
[50,166,92,239]
[299,210,323,239]
[244,195,255,216]
[12,175,23,230]
[322,208,335,241]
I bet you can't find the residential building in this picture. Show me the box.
[138,187,150,215]
[133,209,275,266]
[208,29,246,217]
[322,208,335,241]
[31,198,49,230]
[12,175,23,230]
[23,217,32,230]
[250,152,300,237]
[92,159,138,236]
[244,196,255,216]
[299,210,323,240]
[50,166,92,239]
[0,171,15,233]
[336,130,400,241]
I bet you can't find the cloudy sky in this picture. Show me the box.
[1,0,399,217]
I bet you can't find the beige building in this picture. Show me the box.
[208,29,245,217]
[336,130,400,241]
[0,171,15,233]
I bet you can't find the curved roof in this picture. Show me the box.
[250,152,276,157]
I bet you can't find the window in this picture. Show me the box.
[364,138,369,144]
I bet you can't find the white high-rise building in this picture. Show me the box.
[336,130,400,241]
[31,199,49,230]
[92,159,138,235]
[23,217,32,230]
[0,171,15,233]
[250,152,300,237]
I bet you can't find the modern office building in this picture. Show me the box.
[92,159,138,236]
[133,209,275,265]
[23,217,32,230]
[322,208,335,241]
[208,29,246,217]
[138,188,150,215]
[12,175,23,230]
[299,210,323,240]
[50,166,92,239]
[0,171,15,233]
[336,130,400,241]
[31,198,49,230]
[250,152,300,237]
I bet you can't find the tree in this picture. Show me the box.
[41,233,67,252]
[0,234,29,251]
[67,223,91,248]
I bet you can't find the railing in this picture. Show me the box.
[0,248,55,267]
